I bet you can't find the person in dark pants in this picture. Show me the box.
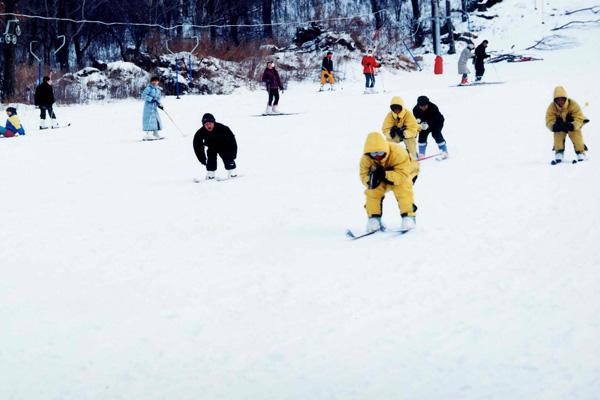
[412,96,448,159]
[193,113,238,180]
[34,76,58,129]
[261,61,284,114]
[474,40,490,82]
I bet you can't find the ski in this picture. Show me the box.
[452,81,505,87]
[345,228,410,240]
[253,112,301,117]
[39,123,71,131]
[193,175,241,183]
[140,137,166,142]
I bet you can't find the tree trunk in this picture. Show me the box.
[229,14,240,45]
[2,0,19,100]
[461,0,468,21]
[411,0,425,47]
[446,0,456,54]
[370,0,384,30]
[262,0,273,39]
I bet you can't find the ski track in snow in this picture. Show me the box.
[1,1,600,399]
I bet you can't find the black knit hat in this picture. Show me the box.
[6,107,17,115]
[417,96,430,106]
[202,113,216,124]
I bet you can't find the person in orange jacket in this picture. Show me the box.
[361,50,380,93]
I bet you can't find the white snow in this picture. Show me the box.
[1,1,600,399]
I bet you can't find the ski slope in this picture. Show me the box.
[1,1,599,399]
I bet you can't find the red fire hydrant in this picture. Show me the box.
[434,55,443,75]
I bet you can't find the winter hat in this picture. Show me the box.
[6,106,17,115]
[202,113,216,124]
[417,96,429,106]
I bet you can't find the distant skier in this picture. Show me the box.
[141,76,164,141]
[360,132,417,233]
[361,50,380,93]
[412,96,448,160]
[193,113,238,180]
[34,76,59,129]
[546,86,588,164]
[261,61,284,114]
[320,51,335,91]
[474,40,490,82]
[0,107,25,138]
[382,96,420,179]
[458,42,475,85]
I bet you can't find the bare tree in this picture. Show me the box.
[411,0,425,47]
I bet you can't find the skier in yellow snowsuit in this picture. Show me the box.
[359,132,417,233]
[545,86,588,163]
[382,96,420,178]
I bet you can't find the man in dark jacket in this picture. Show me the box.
[412,96,448,159]
[261,61,284,114]
[193,113,238,180]
[474,40,490,82]
[34,76,58,129]
[320,51,334,91]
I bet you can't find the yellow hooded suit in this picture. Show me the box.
[359,132,416,217]
[545,86,587,153]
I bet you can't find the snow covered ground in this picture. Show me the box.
[1,1,599,399]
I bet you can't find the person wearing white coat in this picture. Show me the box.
[457,43,475,85]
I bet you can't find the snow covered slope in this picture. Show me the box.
[1,1,599,399]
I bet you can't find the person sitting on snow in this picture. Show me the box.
[360,132,418,233]
[320,51,335,91]
[193,113,238,180]
[412,96,448,160]
[0,107,25,138]
[546,86,589,164]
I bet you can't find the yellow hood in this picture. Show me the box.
[553,86,568,99]
[363,132,390,155]
[390,96,407,117]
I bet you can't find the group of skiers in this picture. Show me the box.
[457,40,490,85]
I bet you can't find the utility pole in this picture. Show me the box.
[446,0,456,54]
[431,0,441,55]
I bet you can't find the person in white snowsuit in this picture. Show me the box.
[141,76,164,140]
[457,43,474,85]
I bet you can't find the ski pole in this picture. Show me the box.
[160,108,186,137]
[418,152,443,161]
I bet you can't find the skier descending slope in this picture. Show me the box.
[412,96,448,160]
[261,61,285,115]
[141,76,164,141]
[474,40,490,82]
[193,113,238,180]
[546,86,589,164]
[320,51,335,91]
[359,132,417,233]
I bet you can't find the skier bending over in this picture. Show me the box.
[360,132,417,233]
[458,42,475,85]
[474,40,490,82]
[382,96,420,179]
[0,107,25,137]
[545,86,588,164]
[261,61,284,115]
[141,76,164,141]
[412,96,448,160]
[34,76,59,129]
[193,113,238,180]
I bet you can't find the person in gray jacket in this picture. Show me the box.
[457,43,475,85]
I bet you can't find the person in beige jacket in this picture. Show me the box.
[545,86,588,164]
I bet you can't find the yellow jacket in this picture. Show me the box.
[382,96,419,142]
[545,86,585,132]
[359,132,413,187]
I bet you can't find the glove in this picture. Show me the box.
[368,166,386,189]
[158,104,164,110]
[564,122,574,131]
[420,122,429,130]
[552,117,564,132]
[390,126,405,140]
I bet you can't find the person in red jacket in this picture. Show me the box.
[361,50,380,93]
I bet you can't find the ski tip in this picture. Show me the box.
[345,229,356,239]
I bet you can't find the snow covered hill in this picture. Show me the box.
[1,1,599,399]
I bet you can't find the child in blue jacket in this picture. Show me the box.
[0,107,26,137]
